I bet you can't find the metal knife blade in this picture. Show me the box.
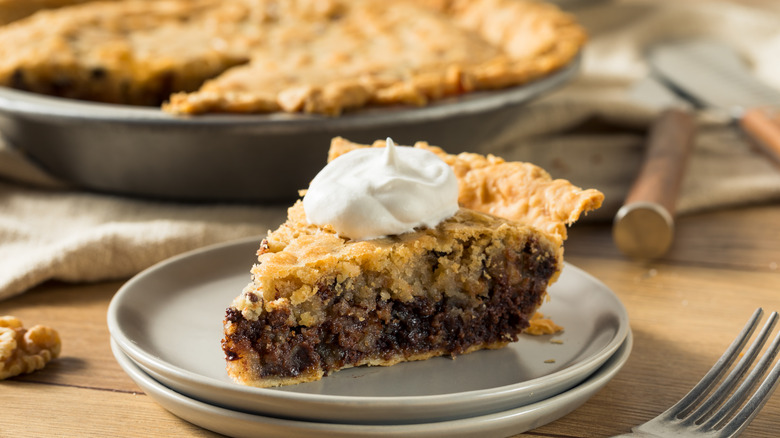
[648,39,780,164]
[649,39,780,111]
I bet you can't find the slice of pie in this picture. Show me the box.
[0,0,585,115]
[222,138,603,388]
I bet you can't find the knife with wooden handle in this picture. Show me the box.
[613,108,697,260]
[649,39,780,165]
[614,39,780,260]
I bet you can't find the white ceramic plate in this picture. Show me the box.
[107,237,629,424]
[111,331,632,437]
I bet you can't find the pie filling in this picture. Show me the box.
[222,236,557,382]
[9,57,248,106]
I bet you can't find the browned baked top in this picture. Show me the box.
[0,0,586,115]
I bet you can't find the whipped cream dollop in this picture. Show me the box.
[303,138,459,240]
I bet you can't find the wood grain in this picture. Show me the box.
[1,205,780,437]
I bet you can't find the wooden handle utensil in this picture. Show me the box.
[740,106,780,166]
[613,108,697,260]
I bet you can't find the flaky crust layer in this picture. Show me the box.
[328,137,604,240]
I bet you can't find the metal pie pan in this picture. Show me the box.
[0,56,580,203]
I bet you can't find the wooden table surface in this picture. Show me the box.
[2,204,780,437]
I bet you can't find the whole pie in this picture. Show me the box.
[0,0,586,115]
[221,138,603,387]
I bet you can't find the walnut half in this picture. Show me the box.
[0,316,62,380]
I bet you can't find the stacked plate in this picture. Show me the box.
[107,237,632,437]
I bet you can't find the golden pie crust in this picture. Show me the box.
[0,0,586,115]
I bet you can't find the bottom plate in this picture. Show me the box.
[111,330,632,437]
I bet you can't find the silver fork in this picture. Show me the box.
[615,308,780,437]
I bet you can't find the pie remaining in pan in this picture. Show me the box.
[0,0,586,115]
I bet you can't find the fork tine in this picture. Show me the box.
[720,347,780,437]
[665,308,764,419]
[705,313,780,434]
[683,311,779,425]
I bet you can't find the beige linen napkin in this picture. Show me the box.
[0,173,288,300]
[1,0,780,300]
